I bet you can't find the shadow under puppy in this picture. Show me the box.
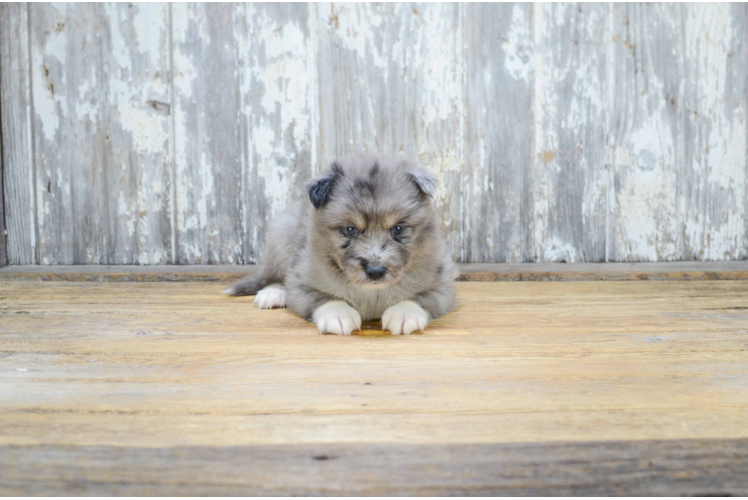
[224,152,458,335]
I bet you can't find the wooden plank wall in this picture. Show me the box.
[0,137,4,265]
[1,4,35,266]
[1,3,746,265]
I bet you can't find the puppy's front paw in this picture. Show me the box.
[312,301,362,335]
[382,300,429,335]
[254,285,287,309]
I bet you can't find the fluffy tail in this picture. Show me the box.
[222,273,266,296]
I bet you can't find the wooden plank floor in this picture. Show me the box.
[1,273,748,495]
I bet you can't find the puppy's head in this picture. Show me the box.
[308,153,438,289]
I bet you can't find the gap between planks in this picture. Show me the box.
[0,261,747,282]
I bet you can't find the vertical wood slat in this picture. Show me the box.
[30,3,92,265]
[1,4,36,265]
[462,3,529,263]
[244,3,315,264]
[609,4,683,262]
[681,3,748,261]
[171,3,246,264]
[526,3,608,263]
[101,3,174,265]
[29,3,172,264]
[0,115,4,265]
[0,135,4,265]
[316,3,464,260]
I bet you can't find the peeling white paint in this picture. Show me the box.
[613,104,680,262]
[531,3,551,258]
[254,16,307,130]
[10,3,748,265]
[171,3,201,261]
[33,25,67,142]
[118,194,135,241]
[106,4,171,156]
[609,4,684,262]
[197,152,214,230]
[682,3,747,260]
[249,7,314,219]
[544,239,578,263]
[504,5,532,81]
[331,3,387,72]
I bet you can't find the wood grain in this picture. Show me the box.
[609,4,682,262]
[681,3,748,261]
[243,3,315,264]
[0,279,747,494]
[1,3,35,265]
[171,4,315,265]
[462,3,528,263]
[2,439,746,496]
[28,4,172,265]
[30,3,97,265]
[171,3,245,265]
[98,3,174,265]
[527,3,608,263]
[0,138,4,266]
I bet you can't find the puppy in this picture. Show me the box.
[224,152,458,335]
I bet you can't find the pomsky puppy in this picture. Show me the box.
[224,152,458,335]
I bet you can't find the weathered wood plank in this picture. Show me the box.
[462,4,529,263]
[171,3,315,265]
[316,3,464,259]
[0,439,748,497]
[29,4,172,265]
[243,3,315,263]
[171,3,246,264]
[98,4,173,264]
[1,3,36,265]
[0,138,4,266]
[2,261,748,282]
[609,4,683,261]
[526,3,608,263]
[681,3,748,260]
[1,439,746,496]
[29,3,89,264]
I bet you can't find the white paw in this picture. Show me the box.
[254,285,287,309]
[312,301,362,335]
[382,300,429,335]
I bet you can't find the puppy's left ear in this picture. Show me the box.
[308,162,343,209]
[407,165,437,198]
[308,173,335,209]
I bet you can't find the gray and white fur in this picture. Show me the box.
[224,152,458,335]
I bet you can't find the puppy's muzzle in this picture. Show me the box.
[363,262,387,281]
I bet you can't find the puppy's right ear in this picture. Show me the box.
[407,164,437,199]
[308,162,342,209]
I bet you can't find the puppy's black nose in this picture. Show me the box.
[364,263,387,280]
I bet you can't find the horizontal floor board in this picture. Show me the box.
[1,439,746,496]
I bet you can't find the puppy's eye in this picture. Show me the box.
[345,226,358,237]
[391,225,404,237]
